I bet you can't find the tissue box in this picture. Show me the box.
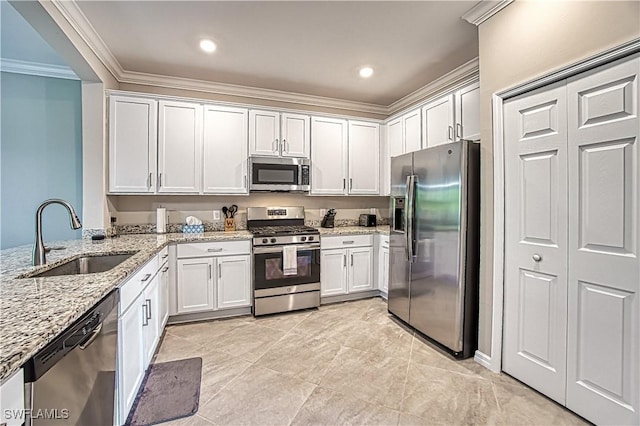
[182,224,204,234]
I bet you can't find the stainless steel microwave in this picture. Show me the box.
[249,157,310,192]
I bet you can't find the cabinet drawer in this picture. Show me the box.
[158,246,169,265]
[177,240,250,258]
[120,255,159,314]
[321,234,373,249]
[379,235,389,248]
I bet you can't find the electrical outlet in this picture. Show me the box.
[213,210,221,220]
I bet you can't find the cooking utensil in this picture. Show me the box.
[229,205,238,218]
[222,206,229,218]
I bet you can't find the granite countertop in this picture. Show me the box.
[0,231,252,383]
[317,225,390,236]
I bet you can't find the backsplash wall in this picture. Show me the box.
[108,194,391,233]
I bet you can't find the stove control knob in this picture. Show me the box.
[308,236,314,241]
[262,238,268,244]
[270,238,277,243]
[301,236,307,241]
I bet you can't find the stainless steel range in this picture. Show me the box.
[248,206,320,316]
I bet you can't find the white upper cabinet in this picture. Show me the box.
[311,116,348,195]
[202,105,248,194]
[108,95,157,193]
[348,120,380,195]
[249,110,280,156]
[249,109,310,158]
[403,109,422,153]
[387,117,403,157]
[281,113,310,158]
[422,82,480,148]
[379,124,390,196]
[158,100,202,193]
[423,94,455,148]
[455,82,480,141]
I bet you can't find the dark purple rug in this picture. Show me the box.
[126,357,202,426]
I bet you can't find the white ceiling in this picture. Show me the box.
[75,1,479,106]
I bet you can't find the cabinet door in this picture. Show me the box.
[158,101,202,193]
[348,121,380,195]
[455,82,480,141]
[320,249,348,296]
[159,264,170,328]
[203,105,248,194]
[142,276,161,366]
[379,124,390,196]
[403,109,422,153]
[423,94,454,148]
[176,258,215,313]
[108,95,157,193]
[118,296,145,424]
[281,113,310,158]
[311,116,348,195]
[348,247,374,293]
[378,242,389,294]
[249,110,280,156]
[216,255,251,309]
[388,117,403,157]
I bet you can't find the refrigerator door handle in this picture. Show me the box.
[406,175,416,262]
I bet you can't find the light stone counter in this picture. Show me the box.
[318,225,390,236]
[0,231,251,383]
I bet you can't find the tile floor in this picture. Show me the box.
[152,297,587,426]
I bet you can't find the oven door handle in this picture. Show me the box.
[253,244,320,254]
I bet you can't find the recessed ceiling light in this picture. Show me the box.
[359,66,374,78]
[199,39,217,53]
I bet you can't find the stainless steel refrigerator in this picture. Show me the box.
[388,140,480,358]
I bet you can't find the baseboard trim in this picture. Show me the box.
[321,290,381,305]
[167,307,252,324]
[474,350,497,372]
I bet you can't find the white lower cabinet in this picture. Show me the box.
[376,235,389,296]
[118,293,145,423]
[176,258,215,313]
[174,241,251,315]
[216,255,251,309]
[0,369,25,426]
[118,250,168,425]
[320,235,374,297]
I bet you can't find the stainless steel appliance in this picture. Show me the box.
[23,289,119,425]
[248,206,320,315]
[249,157,310,192]
[358,214,377,227]
[388,141,480,358]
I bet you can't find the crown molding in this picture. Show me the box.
[49,0,123,78]
[462,0,513,26]
[118,70,389,115]
[0,58,79,80]
[387,57,479,116]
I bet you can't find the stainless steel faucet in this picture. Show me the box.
[33,199,82,266]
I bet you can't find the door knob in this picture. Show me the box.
[532,254,542,262]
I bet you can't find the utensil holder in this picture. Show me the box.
[224,218,236,232]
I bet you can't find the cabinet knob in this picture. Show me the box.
[532,254,542,262]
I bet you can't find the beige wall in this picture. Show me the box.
[476,0,640,356]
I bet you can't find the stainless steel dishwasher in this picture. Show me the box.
[23,289,119,425]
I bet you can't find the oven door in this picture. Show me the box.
[253,244,320,295]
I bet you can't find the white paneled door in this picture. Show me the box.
[503,81,569,405]
[565,55,639,426]
[503,53,639,426]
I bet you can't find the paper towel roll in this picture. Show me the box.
[156,208,167,234]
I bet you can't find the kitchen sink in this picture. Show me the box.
[28,252,138,277]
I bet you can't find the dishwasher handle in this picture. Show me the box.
[22,289,119,383]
